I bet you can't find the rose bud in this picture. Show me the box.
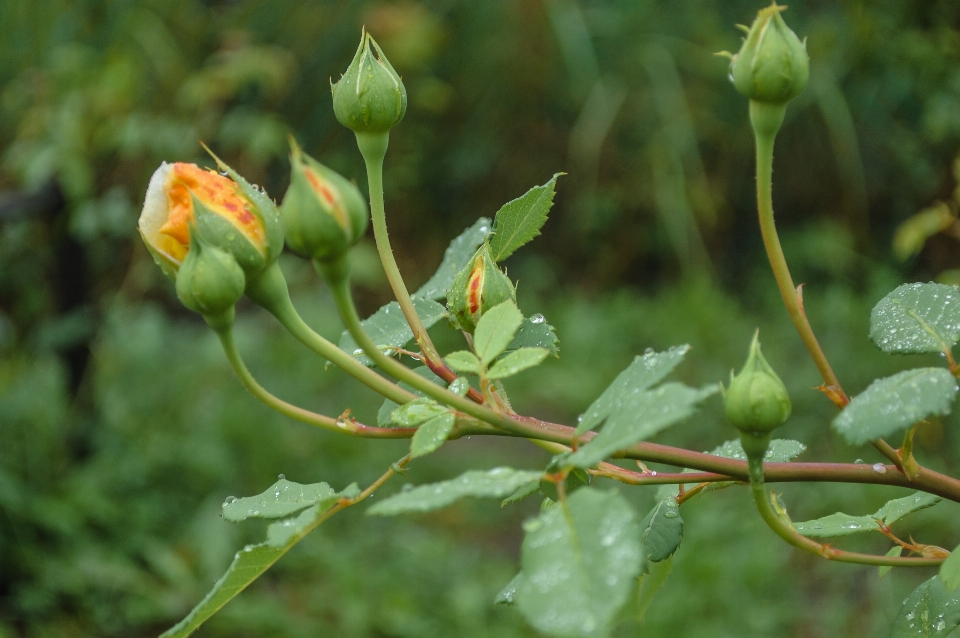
[724,331,792,459]
[727,2,809,105]
[447,241,516,334]
[175,230,246,331]
[280,140,369,263]
[331,30,407,134]
[138,160,282,280]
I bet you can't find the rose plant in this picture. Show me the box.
[140,8,960,637]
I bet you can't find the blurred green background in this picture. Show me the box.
[2,1,960,636]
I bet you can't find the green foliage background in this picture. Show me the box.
[2,1,960,636]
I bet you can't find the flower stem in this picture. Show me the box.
[244,262,412,405]
[750,100,845,404]
[746,456,944,567]
[215,326,416,438]
[354,132,453,380]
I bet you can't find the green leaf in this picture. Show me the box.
[795,492,940,538]
[487,347,550,379]
[876,492,941,525]
[879,546,903,579]
[390,398,448,427]
[940,543,960,592]
[488,173,561,262]
[639,498,683,563]
[377,366,446,427]
[494,572,523,607]
[516,488,643,638]
[832,368,958,445]
[474,300,523,364]
[576,345,690,436]
[707,438,807,463]
[508,315,559,356]
[367,468,543,516]
[568,384,718,469]
[338,297,447,367]
[222,479,337,522]
[634,557,673,620]
[870,282,960,354]
[415,217,492,300]
[891,576,960,637]
[501,480,540,507]
[410,412,456,458]
[160,483,356,638]
[444,350,481,374]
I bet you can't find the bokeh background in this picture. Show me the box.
[2,1,960,636]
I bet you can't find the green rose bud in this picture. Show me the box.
[724,330,792,436]
[280,140,369,263]
[331,30,407,134]
[175,229,246,331]
[447,241,516,334]
[728,3,809,105]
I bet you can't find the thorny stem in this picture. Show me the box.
[355,132,450,378]
[216,327,417,438]
[746,457,945,567]
[750,100,903,469]
[750,100,845,404]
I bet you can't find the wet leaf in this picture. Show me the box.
[940,543,960,592]
[377,366,446,427]
[516,488,642,638]
[891,576,960,637]
[487,347,550,379]
[576,345,690,436]
[879,546,902,579]
[488,174,561,262]
[501,480,540,507]
[832,368,958,445]
[444,350,481,374]
[367,468,543,516]
[338,297,447,367]
[409,413,456,458]
[390,398,448,427]
[494,572,523,606]
[508,315,559,356]
[707,438,807,463]
[222,479,337,522]
[639,498,683,563]
[161,483,357,638]
[795,492,940,538]
[415,217,492,300]
[568,384,718,469]
[870,282,960,354]
[473,300,523,364]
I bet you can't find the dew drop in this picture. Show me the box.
[811,521,824,529]
[650,471,657,476]
[530,313,545,324]
[644,347,655,356]
[873,463,887,474]
[854,459,864,464]
[224,496,238,504]
[278,474,285,480]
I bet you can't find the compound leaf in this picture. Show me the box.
[338,297,447,367]
[870,282,960,355]
[161,482,357,638]
[415,217,492,300]
[568,383,718,469]
[516,488,642,638]
[489,174,561,262]
[832,368,958,445]
[891,576,960,637]
[367,468,543,516]
[576,345,690,436]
